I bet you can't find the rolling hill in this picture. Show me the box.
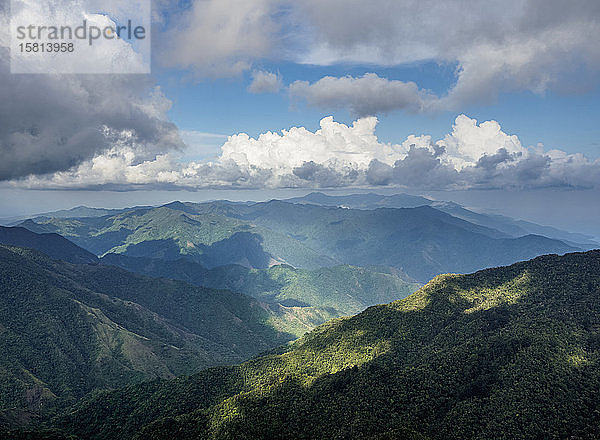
[187,200,579,281]
[0,225,419,340]
[18,206,335,269]
[50,250,600,440]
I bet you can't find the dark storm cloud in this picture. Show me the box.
[0,47,183,181]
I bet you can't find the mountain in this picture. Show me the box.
[7,213,420,338]
[0,226,98,264]
[19,206,335,269]
[53,250,600,440]
[0,207,140,228]
[285,192,433,209]
[189,200,578,282]
[0,244,297,424]
[32,206,132,220]
[489,213,599,247]
[431,201,599,248]
[14,193,598,249]
[0,206,154,227]
[101,254,420,316]
[20,201,579,283]
[285,192,599,248]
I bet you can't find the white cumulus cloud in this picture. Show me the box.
[289,73,435,117]
[248,70,283,93]
[12,115,600,191]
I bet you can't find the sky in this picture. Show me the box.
[1,0,599,237]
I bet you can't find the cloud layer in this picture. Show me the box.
[154,0,600,114]
[14,115,600,191]
[289,0,600,114]
[3,0,599,190]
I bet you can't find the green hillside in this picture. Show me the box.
[285,192,599,248]
[101,254,420,316]
[187,200,579,281]
[0,245,295,423]
[53,250,600,440]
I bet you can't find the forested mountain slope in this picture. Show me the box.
[101,253,420,316]
[0,226,97,264]
[284,192,599,248]
[0,245,295,423]
[53,250,600,440]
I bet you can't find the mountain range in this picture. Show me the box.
[17,198,579,283]
[101,253,419,316]
[1,194,598,439]
[0,244,296,425]
[0,223,421,428]
[284,192,600,248]
[0,224,419,334]
[40,249,600,440]
[0,226,97,264]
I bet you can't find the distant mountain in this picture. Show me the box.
[20,201,579,283]
[285,191,433,209]
[489,213,599,247]
[33,206,133,219]
[285,192,599,248]
[101,253,420,316]
[188,200,579,282]
[55,250,600,440]
[431,201,599,247]
[0,226,98,264]
[19,206,335,269]
[12,194,597,248]
[0,244,297,423]
[0,207,145,227]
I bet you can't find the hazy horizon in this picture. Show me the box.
[2,187,599,242]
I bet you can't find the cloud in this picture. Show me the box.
[248,70,283,93]
[10,0,151,74]
[288,0,600,114]
[438,115,527,170]
[289,73,435,117]
[157,0,283,77]
[151,0,600,106]
[57,0,596,111]
[3,1,599,193]
[13,115,600,191]
[70,0,599,111]
[0,58,182,181]
[0,1,183,181]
